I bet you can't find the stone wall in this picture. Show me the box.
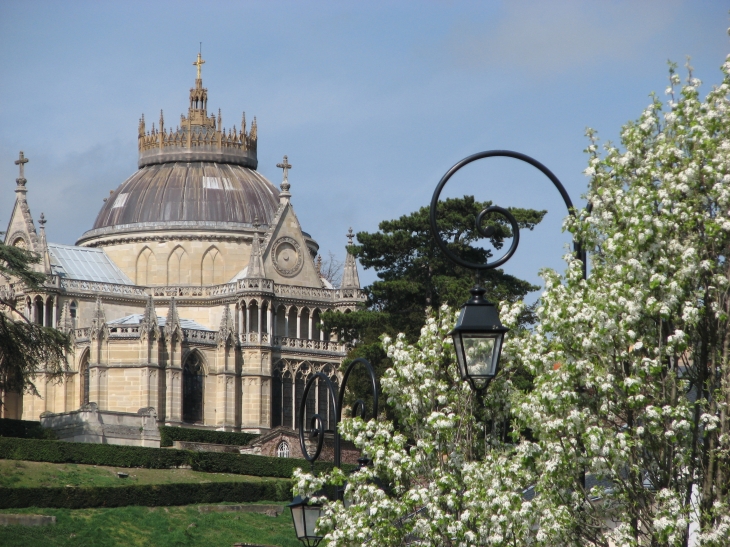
[40,403,161,447]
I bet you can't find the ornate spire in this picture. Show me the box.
[341,227,361,289]
[246,216,265,278]
[37,213,51,274]
[277,155,292,203]
[93,295,106,324]
[140,295,158,340]
[60,301,74,333]
[216,304,236,347]
[137,57,258,169]
[165,297,181,332]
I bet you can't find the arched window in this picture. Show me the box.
[201,247,223,285]
[167,246,190,285]
[136,247,156,285]
[276,441,290,458]
[69,301,77,330]
[182,352,204,423]
[79,351,90,406]
[34,297,44,325]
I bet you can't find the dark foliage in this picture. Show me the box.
[0,481,292,509]
[0,238,71,397]
[0,437,339,478]
[159,426,259,447]
[0,417,57,439]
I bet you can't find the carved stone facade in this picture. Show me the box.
[0,56,366,438]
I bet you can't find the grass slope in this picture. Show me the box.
[0,460,285,489]
[0,505,301,547]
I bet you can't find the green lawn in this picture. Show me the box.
[0,504,301,547]
[0,460,284,489]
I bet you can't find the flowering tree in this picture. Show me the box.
[293,57,730,546]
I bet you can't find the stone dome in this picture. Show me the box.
[77,162,279,243]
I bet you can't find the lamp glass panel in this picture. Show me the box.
[452,333,467,380]
[462,333,499,378]
[291,505,305,538]
[304,505,322,538]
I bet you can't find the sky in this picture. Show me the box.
[1,0,728,298]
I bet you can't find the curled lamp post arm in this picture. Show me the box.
[297,358,379,472]
[429,150,588,278]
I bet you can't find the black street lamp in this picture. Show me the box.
[430,150,586,390]
[289,357,379,547]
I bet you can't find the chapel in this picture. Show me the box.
[0,54,365,438]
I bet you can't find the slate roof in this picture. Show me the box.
[108,314,213,331]
[48,243,133,285]
[89,162,280,232]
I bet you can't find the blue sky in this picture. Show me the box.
[1,0,727,296]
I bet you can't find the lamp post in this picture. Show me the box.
[289,357,379,547]
[429,150,586,390]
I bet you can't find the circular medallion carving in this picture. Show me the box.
[272,236,304,277]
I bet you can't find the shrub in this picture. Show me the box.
[159,426,259,447]
[0,418,57,440]
[0,480,292,509]
[0,437,341,477]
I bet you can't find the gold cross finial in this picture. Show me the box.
[193,52,205,80]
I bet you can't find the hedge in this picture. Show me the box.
[159,426,259,447]
[0,437,338,478]
[0,418,57,440]
[0,480,292,509]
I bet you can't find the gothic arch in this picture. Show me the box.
[78,349,90,407]
[167,245,190,285]
[182,350,205,423]
[201,246,224,285]
[136,247,156,285]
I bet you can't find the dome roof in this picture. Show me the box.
[78,162,279,243]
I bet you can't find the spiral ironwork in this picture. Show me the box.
[429,150,586,276]
[298,357,379,470]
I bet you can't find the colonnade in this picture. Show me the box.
[237,299,325,341]
[25,294,60,327]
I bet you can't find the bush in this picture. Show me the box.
[159,426,259,447]
[0,437,340,477]
[0,418,57,440]
[0,480,292,509]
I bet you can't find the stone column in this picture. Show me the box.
[245,305,250,335]
[308,315,313,340]
[238,305,243,339]
[267,304,272,336]
[257,305,262,335]
[296,311,301,339]
[284,308,290,339]
[52,296,58,328]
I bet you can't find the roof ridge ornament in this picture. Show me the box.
[15,151,28,188]
[277,155,292,203]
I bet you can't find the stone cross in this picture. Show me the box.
[347,227,354,245]
[193,52,205,80]
[15,151,29,185]
[39,212,46,227]
[276,155,292,181]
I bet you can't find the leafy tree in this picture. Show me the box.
[323,196,544,417]
[294,58,730,546]
[325,196,545,344]
[0,238,70,398]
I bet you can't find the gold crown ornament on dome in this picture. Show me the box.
[137,52,258,169]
